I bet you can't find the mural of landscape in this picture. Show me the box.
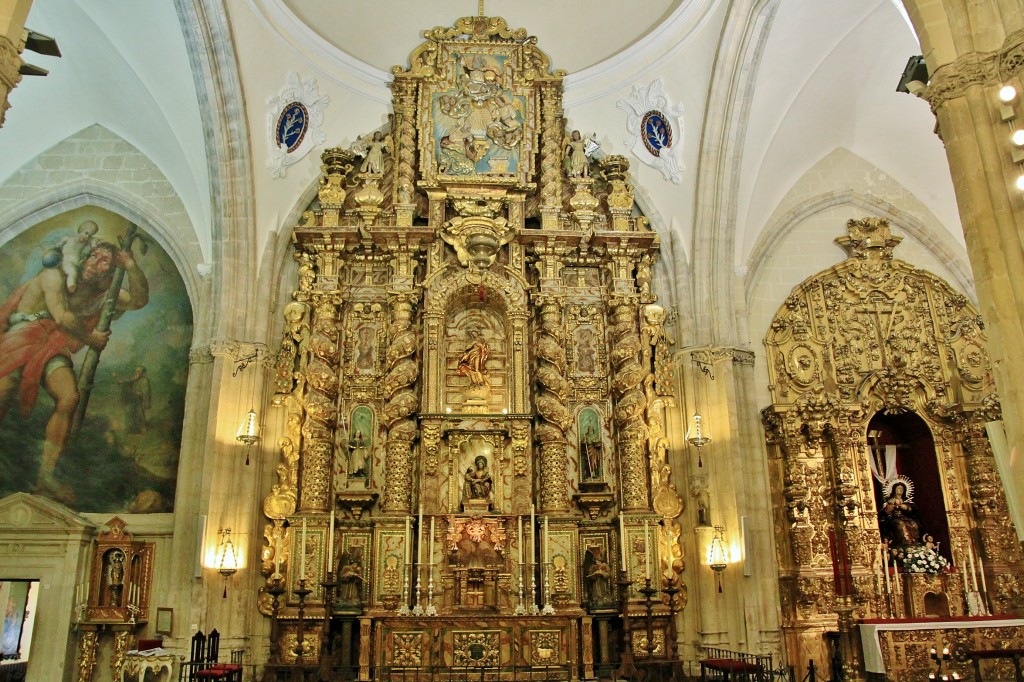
[0,206,191,513]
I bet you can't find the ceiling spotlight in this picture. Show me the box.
[1014,130,1024,146]
[1000,85,1018,103]
[1015,174,1024,190]
[896,55,929,95]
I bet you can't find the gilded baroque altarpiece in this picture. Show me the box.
[257,14,685,672]
[762,218,1024,676]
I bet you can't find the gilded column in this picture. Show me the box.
[391,76,418,208]
[76,628,99,682]
[382,293,419,512]
[538,80,563,230]
[959,413,1024,612]
[535,296,571,512]
[298,293,340,513]
[0,0,31,128]
[609,296,649,510]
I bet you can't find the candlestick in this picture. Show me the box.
[518,515,523,565]
[544,516,550,565]
[405,517,411,565]
[619,516,627,566]
[300,518,307,579]
[327,511,335,566]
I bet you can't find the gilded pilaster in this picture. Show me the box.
[76,628,99,682]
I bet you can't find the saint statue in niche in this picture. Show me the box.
[578,409,603,480]
[463,455,493,502]
[337,547,364,607]
[880,480,921,548]
[106,549,125,606]
[348,430,369,477]
[583,546,612,609]
[457,331,491,389]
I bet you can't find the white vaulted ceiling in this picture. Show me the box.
[0,0,964,311]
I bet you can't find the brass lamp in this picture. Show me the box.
[687,412,711,466]
[217,528,239,598]
[707,526,728,592]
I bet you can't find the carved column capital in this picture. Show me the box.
[925,28,1024,112]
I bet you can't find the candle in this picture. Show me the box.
[619,516,627,566]
[644,520,651,577]
[75,582,80,605]
[518,515,523,565]
[532,501,540,565]
[959,545,970,596]
[429,516,435,566]
[405,517,411,565]
[417,505,424,567]
[967,542,979,592]
[300,518,307,579]
[327,511,335,567]
[881,544,890,595]
[894,558,902,596]
[978,554,988,596]
[274,533,282,575]
[543,516,549,565]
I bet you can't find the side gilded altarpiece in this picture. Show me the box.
[75,517,155,682]
[762,218,1024,678]
[257,14,686,679]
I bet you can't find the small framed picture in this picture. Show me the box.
[155,607,173,635]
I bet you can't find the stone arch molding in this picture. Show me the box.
[744,188,975,307]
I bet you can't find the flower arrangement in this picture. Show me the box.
[895,544,950,574]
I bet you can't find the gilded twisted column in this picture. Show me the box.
[959,414,1024,611]
[534,297,571,512]
[391,76,418,206]
[609,297,649,510]
[539,80,564,229]
[298,294,340,512]
[382,294,419,512]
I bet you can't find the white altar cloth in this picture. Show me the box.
[859,617,1024,674]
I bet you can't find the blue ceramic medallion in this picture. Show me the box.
[276,101,309,153]
[641,110,672,157]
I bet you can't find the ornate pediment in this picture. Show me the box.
[0,492,95,533]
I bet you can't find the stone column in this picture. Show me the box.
[917,20,1024,536]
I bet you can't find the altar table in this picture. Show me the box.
[122,649,178,682]
[859,616,1024,674]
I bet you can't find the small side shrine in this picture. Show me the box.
[258,11,685,678]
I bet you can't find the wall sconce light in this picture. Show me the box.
[707,526,728,593]
[217,528,239,598]
[687,413,711,467]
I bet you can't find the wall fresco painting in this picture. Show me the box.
[0,205,191,513]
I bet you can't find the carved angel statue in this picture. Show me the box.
[563,129,598,178]
[457,331,491,388]
[352,130,392,174]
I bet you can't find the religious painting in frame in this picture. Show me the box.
[0,205,192,513]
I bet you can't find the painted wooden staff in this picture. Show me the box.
[71,223,146,435]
